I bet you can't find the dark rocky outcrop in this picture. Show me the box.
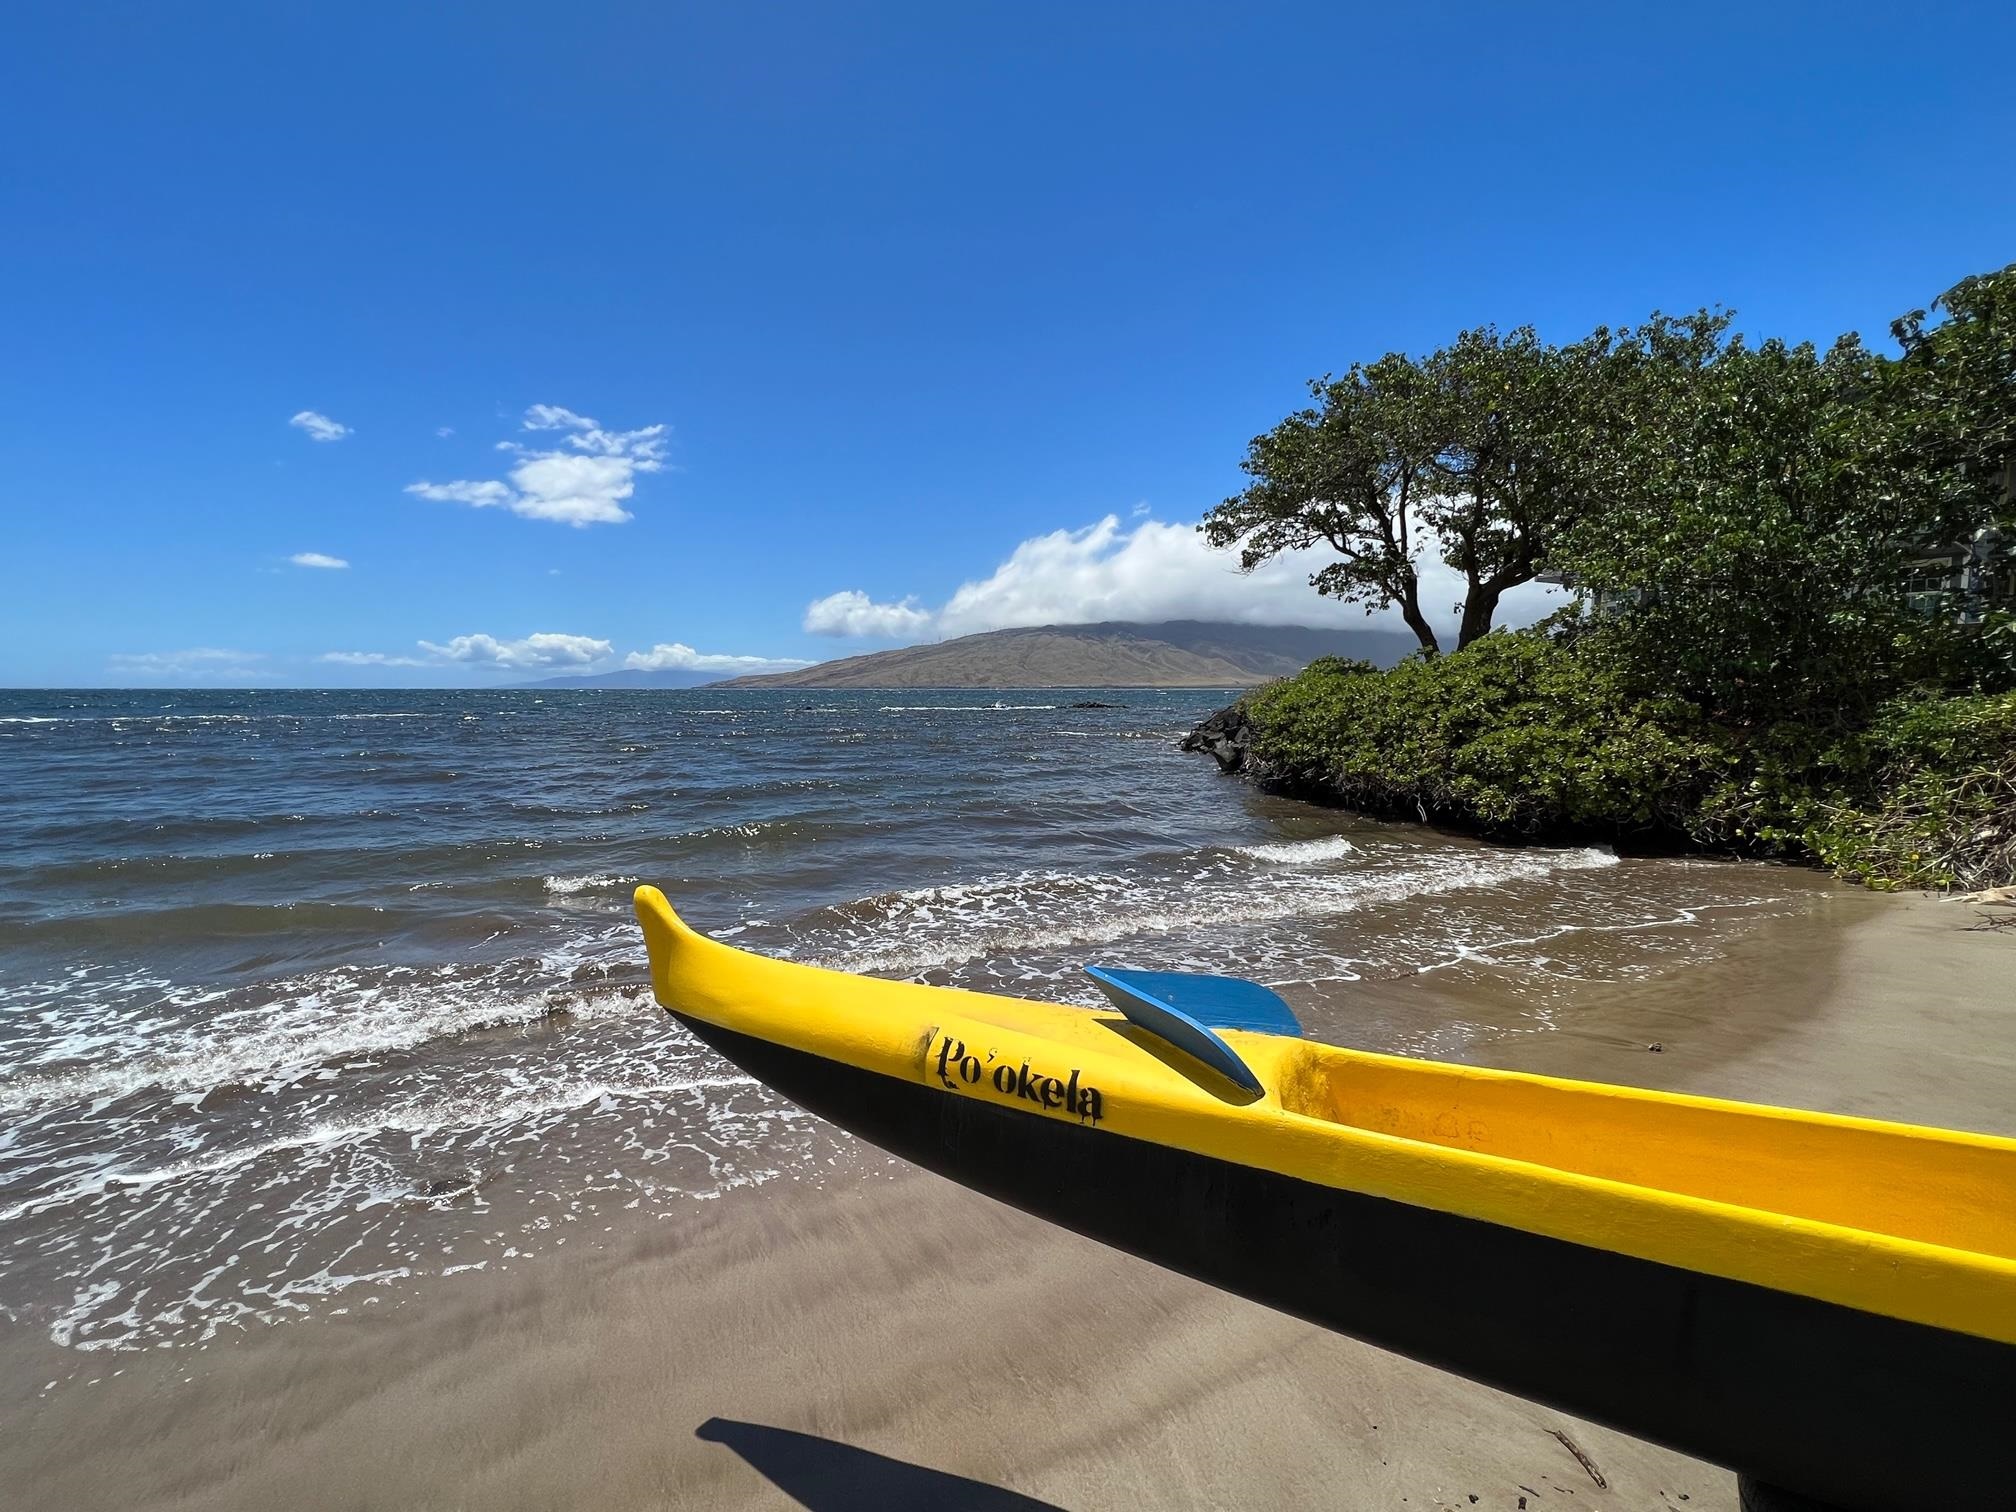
[1179,701,1255,774]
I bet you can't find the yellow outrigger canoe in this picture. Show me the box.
[636,887,2016,1511]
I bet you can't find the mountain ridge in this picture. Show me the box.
[714,620,1416,689]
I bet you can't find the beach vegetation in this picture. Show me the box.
[1211,262,2016,890]
[1245,630,1727,839]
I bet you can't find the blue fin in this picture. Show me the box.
[1084,967,1302,1035]
[1083,967,1301,1094]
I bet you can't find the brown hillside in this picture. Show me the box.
[717,621,1416,688]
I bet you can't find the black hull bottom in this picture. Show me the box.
[678,1015,2013,1511]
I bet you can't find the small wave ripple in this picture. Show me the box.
[780,841,1619,978]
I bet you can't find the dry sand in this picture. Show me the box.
[3,890,2008,1511]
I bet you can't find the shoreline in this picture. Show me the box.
[4,892,2008,1510]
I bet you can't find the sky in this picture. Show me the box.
[3,2,2012,686]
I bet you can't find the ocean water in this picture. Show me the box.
[0,687,1822,1353]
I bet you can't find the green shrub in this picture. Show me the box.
[1802,692,2016,890]
[1239,634,2016,890]
[1247,631,1732,841]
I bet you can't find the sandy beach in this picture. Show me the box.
[3,889,2008,1512]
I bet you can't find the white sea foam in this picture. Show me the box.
[802,846,1621,977]
[10,1060,834,1351]
[542,872,639,897]
[0,1069,755,1227]
[1236,835,1358,864]
[0,954,652,1115]
[0,953,843,1352]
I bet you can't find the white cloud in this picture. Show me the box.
[290,410,351,442]
[416,632,614,670]
[804,513,1564,642]
[435,426,455,438]
[320,651,428,667]
[405,404,667,527]
[623,642,813,674]
[523,404,594,431]
[290,552,349,569]
[319,631,800,678]
[499,453,640,525]
[407,479,514,508]
[803,589,935,638]
[934,515,1324,635]
[108,648,271,680]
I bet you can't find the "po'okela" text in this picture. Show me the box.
[933,1034,1104,1124]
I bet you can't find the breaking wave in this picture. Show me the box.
[785,844,1620,977]
[542,872,640,897]
[1235,835,1358,864]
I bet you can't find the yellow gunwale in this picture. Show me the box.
[636,886,2016,1346]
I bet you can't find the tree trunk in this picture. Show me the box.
[1398,576,1441,656]
[1455,584,1501,649]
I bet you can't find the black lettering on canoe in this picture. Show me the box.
[931,1035,1104,1126]
[935,1036,965,1089]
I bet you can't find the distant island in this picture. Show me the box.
[511,622,1414,691]
[714,621,1417,689]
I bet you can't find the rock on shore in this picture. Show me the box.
[1179,701,1255,774]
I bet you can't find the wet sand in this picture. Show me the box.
[3,891,2007,1511]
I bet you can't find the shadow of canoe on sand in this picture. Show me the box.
[695,1417,1069,1511]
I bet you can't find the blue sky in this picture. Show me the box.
[4,2,2012,686]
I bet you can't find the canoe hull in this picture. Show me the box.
[680,1012,2013,1512]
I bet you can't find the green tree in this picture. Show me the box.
[1203,318,1717,652]
[1420,324,1626,648]
[1887,263,2016,668]
[1201,353,1448,652]
[1556,268,2016,723]
[1556,332,1919,724]
[1889,261,2016,534]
